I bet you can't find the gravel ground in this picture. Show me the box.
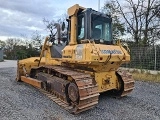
[0,61,160,120]
[0,60,17,68]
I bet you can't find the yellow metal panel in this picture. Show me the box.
[69,15,78,45]
[18,57,46,78]
[67,4,85,16]
[21,76,42,88]
[67,4,85,45]
[94,71,118,93]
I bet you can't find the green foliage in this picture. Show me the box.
[4,42,40,60]
[3,32,43,60]
[0,40,6,49]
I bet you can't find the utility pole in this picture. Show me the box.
[98,0,100,11]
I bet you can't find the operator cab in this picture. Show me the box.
[50,6,113,58]
[77,8,113,45]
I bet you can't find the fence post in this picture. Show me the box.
[154,45,157,70]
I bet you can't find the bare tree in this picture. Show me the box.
[115,0,160,46]
[5,38,22,50]
[103,0,125,40]
[43,15,68,45]
[31,31,43,49]
[43,18,56,37]
[5,38,22,59]
[43,14,68,38]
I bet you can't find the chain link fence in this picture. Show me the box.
[122,45,160,71]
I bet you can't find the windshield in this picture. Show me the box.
[91,14,112,44]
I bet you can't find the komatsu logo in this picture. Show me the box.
[101,49,122,54]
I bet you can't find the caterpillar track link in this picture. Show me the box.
[116,70,135,97]
[30,66,99,114]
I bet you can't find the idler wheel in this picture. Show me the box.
[68,83,79,103]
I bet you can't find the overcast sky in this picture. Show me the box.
[0,0,106,41]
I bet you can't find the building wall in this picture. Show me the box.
[0,49,3,61]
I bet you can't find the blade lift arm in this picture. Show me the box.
[38,36,49,66]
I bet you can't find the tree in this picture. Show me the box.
[4,38,21,59]
[31,31,43,50]
[4,37,40,60]
[103,0,125,40]
[43,17,68,45]
[0,40,6,49]
[114,0,160,46]
[43,18,56,37]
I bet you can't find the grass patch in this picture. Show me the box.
[131,72,160,82]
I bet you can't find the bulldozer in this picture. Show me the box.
[16,4,134,114]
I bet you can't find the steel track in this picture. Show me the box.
[34,65,99,114]
[30,66,134,114]
[116,69,135,97]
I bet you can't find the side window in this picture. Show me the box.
[77,15,84,41]
[95,25,102,38]
[104,23,110,41]
[92,24,102,40]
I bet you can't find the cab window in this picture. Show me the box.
[77,15,84,42]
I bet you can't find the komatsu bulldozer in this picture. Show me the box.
[16,4,134,114]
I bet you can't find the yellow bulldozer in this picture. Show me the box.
[16,4,134,114]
